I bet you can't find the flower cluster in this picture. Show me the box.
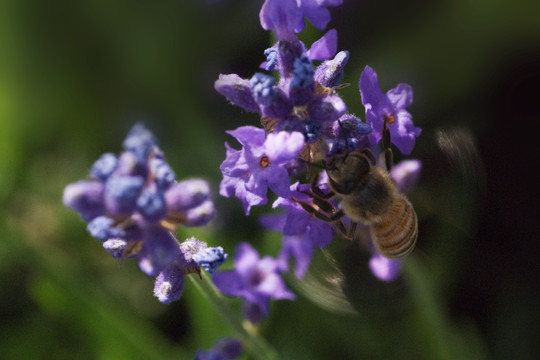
[63,123,227,303]
[213,0,423,319]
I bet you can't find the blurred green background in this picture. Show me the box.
[1,0,539,359]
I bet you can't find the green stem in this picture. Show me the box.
[188,273,280,360]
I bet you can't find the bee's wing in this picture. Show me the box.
[435,127,486,195]
[290,242,413,320]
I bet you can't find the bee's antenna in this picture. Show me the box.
[382,116,393,171]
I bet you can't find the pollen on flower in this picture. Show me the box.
[260,156,270,168]
[385,114,396,124]
[158,281,173,295]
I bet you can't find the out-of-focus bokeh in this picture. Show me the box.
[1,0,538,359]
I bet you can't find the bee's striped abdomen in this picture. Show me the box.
[371,195,418,259]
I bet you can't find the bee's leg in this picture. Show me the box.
[382,116,394,171]
[306,172,336,200]
[291,197,349,239]
[310,185,335,200]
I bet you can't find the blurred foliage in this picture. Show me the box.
[1,0,539,359]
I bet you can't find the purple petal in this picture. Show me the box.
[387,83,413,109]
[234,242,260,276]
[220,144,249,177]
[265,131,305,163]
[213,270,245,297]
[390,110,421,155]
[300,1,332,30]
[226,126,266,148]
[391,160,422,193]
[307,29,338,61]
[219,175,239,198]
[282,208,310,235]
[257,271,296,300]
[279,234,314,278]
[234,181,267,215]
[369,253,402,282]
[308,220,334,248]
[266,166,292,198]
[259,213,287,232]
[359,65,388,112]
[259,0,303,40]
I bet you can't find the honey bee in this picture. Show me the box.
[323,148,418,258]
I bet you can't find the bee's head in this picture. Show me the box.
[324,150,374,195]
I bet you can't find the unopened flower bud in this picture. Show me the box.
[89,153,118,181]
[122,122,158,163]
[214,74,260,113]
[104,175,145,216]
[314,50,349,88]
[183,200,216,227]
[63,180,105,221]
[87,215,125,241]
[150,158,176,190]
[192,246,228,273]
[103,238,128,258]
[165,179,211,212]
[153,263,185,303]
[136,187,167,223]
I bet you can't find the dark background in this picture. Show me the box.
[1,0,539,359]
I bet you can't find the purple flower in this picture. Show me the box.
[359,65,421,154]
[212,242,295,321]
[259,0,342,40]
[219,126,304,215]
[262,182,334,277]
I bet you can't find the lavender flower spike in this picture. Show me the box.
[359,65,421,154]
